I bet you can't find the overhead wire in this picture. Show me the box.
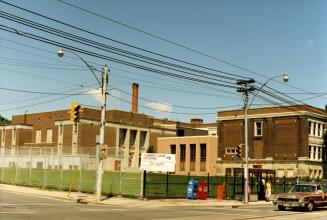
[0,24,239,90]
[0,11,241,86]
[0,0,248,80]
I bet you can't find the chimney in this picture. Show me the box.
[132,83,139,113]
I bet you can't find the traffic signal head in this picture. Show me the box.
[70,102,81,122]
[236,144,243,159]
[99,145,107,160]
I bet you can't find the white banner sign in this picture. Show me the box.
[141,153,176,172]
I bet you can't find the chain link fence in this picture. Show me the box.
[0,148,142,197]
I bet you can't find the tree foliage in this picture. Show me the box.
[0,115,11,125]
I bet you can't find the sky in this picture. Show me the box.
[0,0,326,123]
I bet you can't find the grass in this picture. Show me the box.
[0,168,141,196]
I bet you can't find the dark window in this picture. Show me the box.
[180,144,186,161]
[170,144,176,154]
[180,144,186,171]
[200,144,206,161]
[190,144,196,161]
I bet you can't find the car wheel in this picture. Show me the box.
[278,205,285,211]
[306,201,314,212]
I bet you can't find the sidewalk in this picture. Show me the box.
[0,184,273,208]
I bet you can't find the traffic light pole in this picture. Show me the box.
[96,65,109,202]
[237,79,255,204]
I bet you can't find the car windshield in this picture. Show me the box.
[289,184,316,193]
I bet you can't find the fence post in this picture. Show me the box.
[142,170,146,198]
[29,148,32,186]
[79,152,82,192]
[207,173,210,195]
[60,154,63,190]
[15,155,18,184]
[166,172,169,198]
[43,157,47,189]
[283,175,286,193]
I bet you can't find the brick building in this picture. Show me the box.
[0,106,208,170]
[216,105,327,178]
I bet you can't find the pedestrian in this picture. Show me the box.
[265,179,272,201]
[259,179,265,200]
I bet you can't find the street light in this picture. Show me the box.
[237,73,288,204]
[57,48,109,202]
[249,73,289,107]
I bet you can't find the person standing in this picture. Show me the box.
[265,179,272,201]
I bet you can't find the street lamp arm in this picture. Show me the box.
[248,73,288,108]
[58,48,101,87]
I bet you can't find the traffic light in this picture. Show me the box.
[70,102,81,122]
[99,145,107,160]
[236,144,243,159]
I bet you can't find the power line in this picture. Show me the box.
[0,24,239,90]
[0,87,97,112]
[109,93,216,115]
[111,87,242,110]
[0,86,101,96]
[0,10,241,86]
[0,0,248,80]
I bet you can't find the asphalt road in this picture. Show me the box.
[1,191,327,220]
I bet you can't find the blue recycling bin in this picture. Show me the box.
[187,179,198,199]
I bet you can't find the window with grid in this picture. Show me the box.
[254,121,263,136]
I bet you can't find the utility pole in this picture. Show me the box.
[96,65,109,202]
[237,79,255,204]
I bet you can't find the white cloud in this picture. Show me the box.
[84,88,102,103]
[146,102,173,112]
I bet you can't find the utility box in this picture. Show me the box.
[198,180,208,200]
[187,179,198,199]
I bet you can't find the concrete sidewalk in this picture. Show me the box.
[0,184,273,208]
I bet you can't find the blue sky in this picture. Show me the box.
[0,0,326,123]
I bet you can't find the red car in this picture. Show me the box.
[273,182,327,212]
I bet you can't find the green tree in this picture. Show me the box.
[0,115,11,125]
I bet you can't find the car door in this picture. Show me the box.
[322,185,327,205]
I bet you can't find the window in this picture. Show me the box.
[180,144,186,161]
[170,144,176,154]
[35,130,41,143]
[309,122,312,135]
[46,129,53,143]
[200,144,206,162]
[309,145,312,159]
[200,144,206,172]
[254,121,263,136]
[313,122,316,136]
[190,144,196,171]
[2,129,5,141]
[226,148,236,154]
[180,144,186,171]
[12,128,16,140]
[318,147,322,160]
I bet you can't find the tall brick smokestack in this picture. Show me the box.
[132,83,139,113]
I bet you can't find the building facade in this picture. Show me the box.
[216,105,327,178]
[0,107,208,171]
[157,136,218,175]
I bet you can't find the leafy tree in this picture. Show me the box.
[0,115,11,125]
